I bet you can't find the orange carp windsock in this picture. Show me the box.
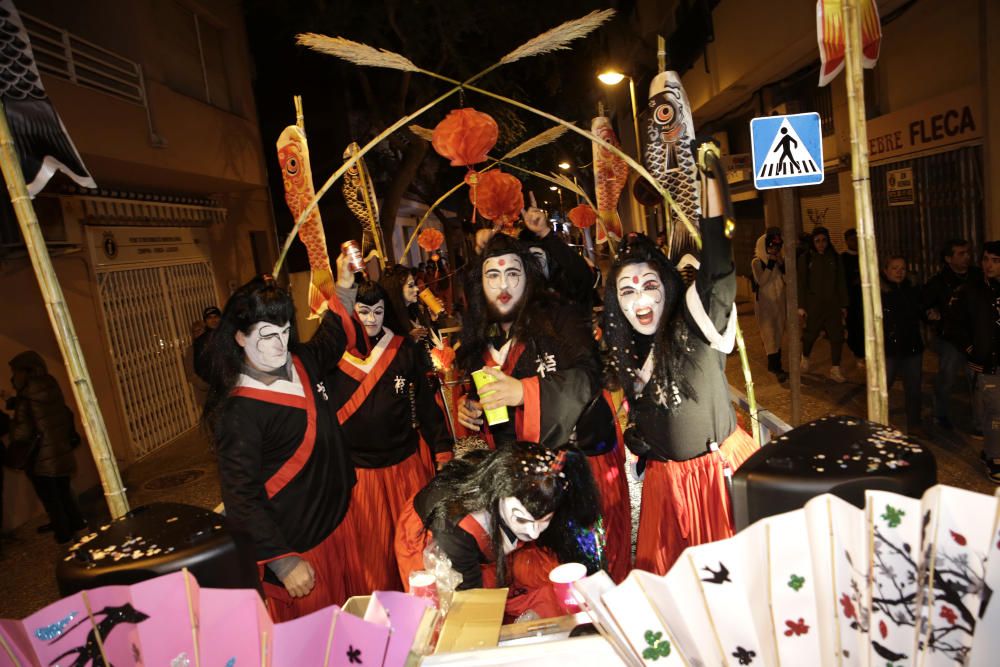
[590,116,628,244]
[276,124,334,319]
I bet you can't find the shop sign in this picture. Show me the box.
[866,87,981,163]
[89,226,210,268]
[886,167,914,206]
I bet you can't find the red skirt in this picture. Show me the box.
[634,427,758,575]
[395,497,563,622]
[587,443,630,583]
[338,451,434,598]
[261,521,354,622]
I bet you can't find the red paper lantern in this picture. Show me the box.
[472,170,524,225]
[417,228,444,252]
[432,108,499,167]
[568,204,597,229]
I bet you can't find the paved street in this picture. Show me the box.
[1,301,993,618]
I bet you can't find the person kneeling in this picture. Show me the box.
[395,444,600,621]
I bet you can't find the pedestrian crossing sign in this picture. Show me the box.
[750,112,824,190]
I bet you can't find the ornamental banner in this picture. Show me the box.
[816,0,882,87]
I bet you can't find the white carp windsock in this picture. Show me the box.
[590,116,628,244]
[276,124,334,319]
[644,71,701,259]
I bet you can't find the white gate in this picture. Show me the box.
[96,260,218,458]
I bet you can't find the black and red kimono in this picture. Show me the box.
[464,307,630,581]
[395,481,562,622]
[628,215,758,575]
[330,327,453,596]
[215,296,357,621]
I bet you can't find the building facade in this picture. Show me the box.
[1,0,276,529]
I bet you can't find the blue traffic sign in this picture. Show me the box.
[750,112,824,190]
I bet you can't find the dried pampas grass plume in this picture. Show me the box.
[409,125,435,141]
[296,33,420,72]
[499,9,616,65]
[502,125,568,159]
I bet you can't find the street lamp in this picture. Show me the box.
[597,68,646,233]
[557,161,571,170]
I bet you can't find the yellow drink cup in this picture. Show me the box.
[471,368,510,426]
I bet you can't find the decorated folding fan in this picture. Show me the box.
[0,570,435,667]
[576,484,1000,667]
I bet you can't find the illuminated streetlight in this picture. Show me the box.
[597,69,626,86]
[549,185,558,191]
[557,161,571,170]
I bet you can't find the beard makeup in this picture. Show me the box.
[498,496,554,543]
[237,321,291,372]
[354,300,386,337]
[403,275,419,305]
[483,253,526,322]
[617,262,665,336]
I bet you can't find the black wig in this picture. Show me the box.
[602,233,694,406]
[379,265,430,334]
[201,276,298,434]
[355,279,404,334]
[424,443,601,585]
[456,233,553,373]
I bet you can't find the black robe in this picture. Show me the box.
[214,308,356,567]
[625,215,739,462]
[330,327,453,468]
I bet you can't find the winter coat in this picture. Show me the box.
[798,247,848,314]
[751,235,786,355]
[8,352,76,477]
[881,277,924,358]
[923,265,982,340]
[948,277,1000,375]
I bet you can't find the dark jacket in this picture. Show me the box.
[923,265,982,339]
[8,351,76,477]
[798,248,848,312]
[193,328,214,382]
[881,277,924,357]
[949,276,1000,374]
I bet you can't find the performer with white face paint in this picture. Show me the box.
[455,232,630,581]
[327,280,453,597]
[602,140,758,575]
[395,444,600,621]
[202,252,361,621]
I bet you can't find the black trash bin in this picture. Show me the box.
[731,416,937,531]
[56,502,259,596]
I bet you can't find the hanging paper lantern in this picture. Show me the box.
[417,228,444,252]
[568,204,597,229]
[473,170,523,225]
[431,108,499,167]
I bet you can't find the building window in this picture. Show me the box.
[153,0,233,112]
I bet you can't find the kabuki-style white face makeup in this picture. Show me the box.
[354,300,386,337]
[617,262,665,336]
[237,321,290,372]
[403,275,419,305]
[483,253,525,319]
[498,496,554,543]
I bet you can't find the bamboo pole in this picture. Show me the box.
[842,0,888,423]
[0,101,129,518]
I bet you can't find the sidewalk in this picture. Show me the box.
[1,303,992,618]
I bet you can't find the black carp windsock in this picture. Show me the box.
[644,71,701,260]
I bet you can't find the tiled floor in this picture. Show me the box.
[1,302,993,618]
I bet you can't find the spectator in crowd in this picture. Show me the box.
[949,241,1000,483]
[881,255,925,434]
[193,305,221,382]
[6,351,85,544]
[752,227,788,382]
[924,239,981,430]
[842,229,865,368]
[798,226,849,382]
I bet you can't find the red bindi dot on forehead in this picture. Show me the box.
[632,275,639,284]
[498,259,506,266]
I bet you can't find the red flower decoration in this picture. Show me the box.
[568,204,597,229]
[940,606,958,625]
[472,170,524,226]
[432,108,498,167]
[431,344,456,371]
[839,593,856,620]
[417,228,444,252]
[783,618,810,637]
[950,530,967,546]
[879,620,887,639]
